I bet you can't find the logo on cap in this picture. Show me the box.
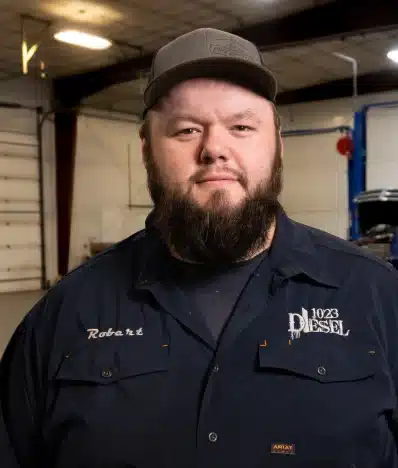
[209,38,252,61]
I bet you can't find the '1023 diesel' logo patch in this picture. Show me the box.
[288,307,350,340]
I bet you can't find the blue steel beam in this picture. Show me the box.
[281,126,351,138]
[352,100,398,240]
[350,112,366,240]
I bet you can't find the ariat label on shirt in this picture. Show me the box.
[288,307,350,340]
[271,443,296,455]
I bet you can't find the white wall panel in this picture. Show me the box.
[280,133,349,239]
[71,113,152,270]
[278,90,398,239]
[366,106,398,190]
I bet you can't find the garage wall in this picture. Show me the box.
[70,111,152,270]
[280,132,348,238]
[2,83,397,354]
[366,105,398,190]
[279,90,398,239]
[0,76,56,355]
[0,76,57,291]
[71,90,398,270]
[279,101,352,239]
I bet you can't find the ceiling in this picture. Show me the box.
[83,29,398,114]
[1,0,398,114]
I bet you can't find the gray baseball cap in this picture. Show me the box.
[143,28,277,111]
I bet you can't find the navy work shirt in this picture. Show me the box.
[1,208,398,468]
[168,250,267,339]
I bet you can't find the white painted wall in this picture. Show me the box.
[70,111,152,270]
[366,105,398,190]
[0,76,56,291]
[280,132,348,238]
[279,90,398,239]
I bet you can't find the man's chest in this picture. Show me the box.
[42,278,395,468]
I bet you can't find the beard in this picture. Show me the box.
[144,142,283,265]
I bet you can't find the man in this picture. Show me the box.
[1,27,398,468]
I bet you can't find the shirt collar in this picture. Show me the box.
[134,212,172,287]
[268,207,341,288]
[135,206,342,289]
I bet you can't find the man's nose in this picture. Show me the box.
[199,128,230,164]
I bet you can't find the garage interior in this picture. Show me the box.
[1,0,398,355]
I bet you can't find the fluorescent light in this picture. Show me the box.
[54,30,112,50]
[387,49,398,63]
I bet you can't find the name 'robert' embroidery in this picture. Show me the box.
[87,327,143,339]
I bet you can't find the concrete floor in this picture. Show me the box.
[0,290,44,357]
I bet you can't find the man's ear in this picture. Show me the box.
[139,123,149,168]
[139,123,146,141]
[279,132,284,161]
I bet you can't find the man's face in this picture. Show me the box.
[141,78,283,264]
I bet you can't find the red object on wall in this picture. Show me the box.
[336,135,354,156]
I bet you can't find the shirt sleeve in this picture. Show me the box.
[0,299,48,467]
[0,394,19,468]
[374,266,398,442]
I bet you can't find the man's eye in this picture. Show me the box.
[176,128,199,135]
[232,125,254,132]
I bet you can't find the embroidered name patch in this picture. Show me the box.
[87,327,143,339]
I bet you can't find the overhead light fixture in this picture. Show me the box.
[54,30,112,50]
[387,49,398,63]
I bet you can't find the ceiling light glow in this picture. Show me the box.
[387,49,398,63]
[54,30,112,50]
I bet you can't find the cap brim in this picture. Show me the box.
[144,56,277,110]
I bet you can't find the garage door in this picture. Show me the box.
[0,106,43,293]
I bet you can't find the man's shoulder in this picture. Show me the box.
[296,220,397,278]
[44,229,148,304]
[19,229,150,339]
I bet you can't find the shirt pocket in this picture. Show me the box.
[47,338,170,434]
[257,340,384,468]
[258,340,377,383]
[54,338,169,385]
[45,339,170,463]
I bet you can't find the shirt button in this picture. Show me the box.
[213,364,220,373]
[208,432,218,443]
[317,366,327,376]
[101,369,113,378]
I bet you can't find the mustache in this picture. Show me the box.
[190,168,247,187]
